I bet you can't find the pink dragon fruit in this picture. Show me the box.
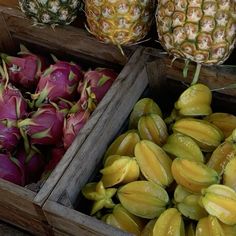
[0,153,25,186]
[18,104,65,145]
[0,119,21,152]
[1,50,46,90]
[77,68,117,111]
[17,147,45,184]
[33,61,83,107]
[63,109,90,149]
[0,82,28,120]
[40,145,66,180]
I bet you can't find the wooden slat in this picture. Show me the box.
[34,46,146,207]
[0,0,18,8]
[44,47,236,236]
[143,48,236,97]
[44,201,131,236]
[0,5,143,235]
[0,11,16,54]
[47,53,150,206]
[0,6,136,66]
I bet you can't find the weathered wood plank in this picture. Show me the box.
[44,201,131,236]
[44,47,236,236]
[0,0,18,8]
[0,12,16,54]
[1,6,136,66]
[0,221,31,236]
[47,52,150,206]
[143,48,236,97]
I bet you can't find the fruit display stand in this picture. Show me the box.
[0,5,150,236]
[42,46,236,236]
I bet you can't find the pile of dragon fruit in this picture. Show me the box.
[0,45,118,187]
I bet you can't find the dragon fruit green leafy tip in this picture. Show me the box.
[33,61,83,107]
[0,82,28,120]
[18,104,65,146]
[78,68,117,112]
[63,109,90,149]
[1,49,47,90]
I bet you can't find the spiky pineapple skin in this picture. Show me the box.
[85,0,156,46]
[19,0,81,25]
[156,0,236,65]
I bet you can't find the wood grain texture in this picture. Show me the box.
[44,201,131,236]
[43,61,153,235]
[143,48,236,97]
[0,0,18,8]
[47,48,149,205]
[1,6,136,66]
[44,47,236,236]
[0,5,140,235]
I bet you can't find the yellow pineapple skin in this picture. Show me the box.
[85,0,156,45]
[155,0,236,65]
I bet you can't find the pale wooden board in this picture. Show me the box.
[47,52,150,205]
[44,201,131,236]
[43,65,150,234]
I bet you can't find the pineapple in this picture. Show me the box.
[156,0,236,65]
[85,0,156,46]
[19,0,81,25]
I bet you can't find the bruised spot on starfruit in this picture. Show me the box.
[171,158,220,193]
[177,194,208,221]
[129,98,162,129]
[163,132,204,162]
[81,181,116,215]
[172,118,224,152]
[134,140,173,187]
[223,157,236,191]
[207,141,236,175]
[201,184,236,225]
[138,114,168,146]
[174,83,212,117]
[102,204,145,235]
[100,155,140,187]
[103,130,140,163]
[153,208,185,236]
[196,215,225,236]
[204,112,236,138]
[117,180,169,219]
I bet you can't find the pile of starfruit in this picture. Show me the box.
[82,83,236,235]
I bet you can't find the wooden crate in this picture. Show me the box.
[0,5,148,235]
[43,46,236,235]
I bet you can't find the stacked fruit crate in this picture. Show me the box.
[0,4,148,235]
[42,48,236,235]
[0,0,236,235]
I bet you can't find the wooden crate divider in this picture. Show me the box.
[43,46,236,235]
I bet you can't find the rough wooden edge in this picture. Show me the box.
[143,47,236,96]
[34,46,146,207]
[0,6,137,66]
[44,200,131,236]
[0,10,17,53]
[46,52,150,205]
